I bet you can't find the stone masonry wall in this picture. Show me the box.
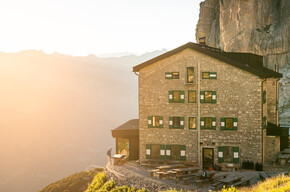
[139,48,264,165]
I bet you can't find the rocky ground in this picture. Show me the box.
[104,161,288,192]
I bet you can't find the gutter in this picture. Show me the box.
[261,79,266,163]
[197,61,201,167]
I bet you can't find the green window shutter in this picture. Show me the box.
[148,116,153,128]
[212,91,217,103]
[169,91,173,103]
[233,118,238,130]
[212,117,216,129]
[263,116,267,129]
[146,144,151,159]
[233,147,239,163]
[263,91,266,104]
[180,117,184,129]
[169,117,173,128]
[180,145,186,161]
[200,91,205,103]
[166,145,171,160]
[160,145,165,159]
[221,118,225,130]
[218,146,224,163]
[200,117,205,129]
[165,72,172,79]
[210,72,217,79]
[159,116,163,128]
[180,91,185,103]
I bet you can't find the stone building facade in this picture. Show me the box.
[133,42,282,168]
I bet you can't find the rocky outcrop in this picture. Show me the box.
[196,0,290,124]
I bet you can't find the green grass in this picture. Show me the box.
[86,172,146,192]
[39,168,103,192]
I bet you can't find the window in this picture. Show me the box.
[173,117,180,128]
[205,117,212,129]
[165,72,179,79]
[167,145,186,161]
[172,72,179,79]
[202,72,217,79]
[200,91,216,103]
[188,117,196,129]
[148,116,163,128]
[188,91,196,103]
[205,91,212,103]
[221,118,238,130]
[187,67,194,83]
[169,91,185,103]
[200,117,216,129]
[169,116,184,129]
[218,146,239,163]
[151,144,160,159]
[226,118,233,129]
[223,146,234,163]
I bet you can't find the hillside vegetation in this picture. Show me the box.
[86,172,290,192]
[39,168,103,192]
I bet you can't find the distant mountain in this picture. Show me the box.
[0,48,167,192]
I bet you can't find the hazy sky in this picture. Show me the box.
[0,0,203,56]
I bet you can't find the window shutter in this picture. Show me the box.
[200,91,205,103]
[200,117,205,129]
[212,91,216,103]
[263,91,266,104]
[233,147,239,163]
[210,72,217,79]
[233,118,238,130]
[180,117,184,129]
[148,116,153,128]
[212,117,216,129]
[180,91,185,103]
[146,144,151,159]
[165,72,172,79]
[159,116,163,128]
[166,145,171,160]
[160,145,165,159]
[169,117,173,128]
[180,145,186,161]
[169,91,173,103]
[221,118,225,130]
[218,146,224,163]
[263,116,267,129]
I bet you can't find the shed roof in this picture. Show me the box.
[133,42,282,78]
[111,119,139,138]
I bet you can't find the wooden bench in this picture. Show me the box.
[231,177,251,187]
[221,164,240,171]
[259,172,270,180]
[149,169,159,176]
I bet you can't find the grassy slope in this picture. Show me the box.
[39,168,103,192]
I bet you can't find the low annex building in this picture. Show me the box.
[112,42,285,169]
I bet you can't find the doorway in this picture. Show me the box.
[202,148,214,170]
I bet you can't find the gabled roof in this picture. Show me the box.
[133,42,282,78]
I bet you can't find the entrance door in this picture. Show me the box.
[202,148,214,170]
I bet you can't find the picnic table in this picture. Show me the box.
[277,154,289,165]
[157,164,185,171]
[218,176,243,187]
[173,167,200,176]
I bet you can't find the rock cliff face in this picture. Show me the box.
[196,0,290,124]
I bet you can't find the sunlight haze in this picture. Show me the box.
[0,0,202,56]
